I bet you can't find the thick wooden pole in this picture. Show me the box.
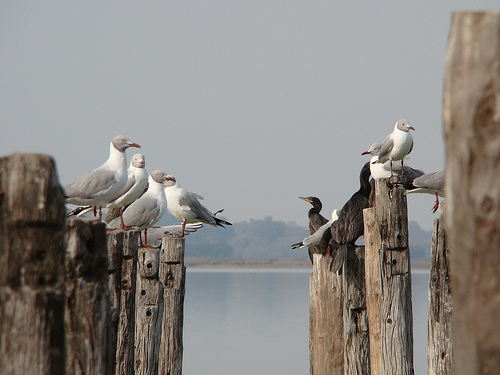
[428,204,453,375]
[135,247,164,375]
[65,217,112,375]
[309,254,344,375]
[365,178,414,375]
[0,154,67,375]
[342,246,370,374]
[443,11,500,375]
[158,238,186,375]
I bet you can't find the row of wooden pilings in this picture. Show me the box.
[0,153,186,375]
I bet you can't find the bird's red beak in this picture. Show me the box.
[361,151,370,155]
[129,142,141,148]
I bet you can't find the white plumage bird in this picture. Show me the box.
[376,119,415,175]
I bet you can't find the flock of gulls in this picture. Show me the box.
[64,135,231,248]
[292,119,445,273]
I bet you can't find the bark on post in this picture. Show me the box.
[428,204,453,375]
[158,238,186,375]
[443,11,500,375]
[135,247,164,375]
[0,154,67,375]
[364,178,414,375]
[342,246,370,374]
[309,254,344,375]
[65,217,112,375]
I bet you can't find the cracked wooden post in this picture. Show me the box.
[135,247,164,375]
[342,246,370,374]
[309,254,344,375]
[428,204,453,374]
[364,178,414,375]
[443,11,500,375]
[65,217,112,374]
[0,154,67,375]
[158,237,186,375]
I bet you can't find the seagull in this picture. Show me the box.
[163,175,232,238]
[64,135,141,221]
[376,119,415,176]
[406,169,445,213]
[68,153,148,228]
[331,162,372,274]
[292,208,339,253]
[362,143,425,188]
[144,223,204,248]
[107,170,170,248]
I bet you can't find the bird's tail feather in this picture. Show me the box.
[215,217,232,228]
[67,205,92,217]
[291,242,304,250]
[330,244,347,275]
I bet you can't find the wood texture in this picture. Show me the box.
[342,246,370,375]
[365,178,414,375]
[65,217,111,375]
[0,154,67,375]
[428,206,453,375]
[158,238,186,375]
[309,253,344,375]
[443,11,500,375]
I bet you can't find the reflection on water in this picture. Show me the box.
[183,268,429,375]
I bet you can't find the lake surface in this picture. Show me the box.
[183,268,430,375]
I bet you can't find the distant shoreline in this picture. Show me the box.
[185,257,430,270]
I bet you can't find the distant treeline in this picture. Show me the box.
[157,215,432,260]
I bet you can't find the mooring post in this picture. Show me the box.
[342,246,370,374]
[158,237,186,375]
[309,254,344,375]
[428,203,453,374]
[364,178,414,375]
[443,11,500,375]
[135,246,164,375]
[65,217,112,374]
[0,154,67,375]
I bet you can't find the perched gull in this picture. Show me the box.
[362,143,424,188]
[163,175,232,238]
[406,169,445,213]
[292,208,339,252]
[64,135,141,220]
[107,170,171,248]
[331,162,372,274]
[144,223,204,248]
[68,153,148,228]
[376,119,415,175]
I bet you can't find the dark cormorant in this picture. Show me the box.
[295,196,329,262]
[331,162,372,274]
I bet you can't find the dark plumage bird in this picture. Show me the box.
[297,196,329,262]
[331,162,372,274]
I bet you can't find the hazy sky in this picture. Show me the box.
[1,2,498,230]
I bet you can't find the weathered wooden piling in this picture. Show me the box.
[158,237,186,375]
[342,246,370,374]
[309,254,344,375]
[364,178,414,375]
[428,204,453,374]
[0,154,67,375]
[65,217,112,374]
[443,11,500,375]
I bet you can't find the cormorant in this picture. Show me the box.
[296,196,329,262]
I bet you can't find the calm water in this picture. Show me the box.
[183,268,430,375]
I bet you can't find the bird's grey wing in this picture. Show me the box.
[414,169,445,190]
[65,169,117,199]
[121,197,160,228]
[119,175,137,197]
[179,193,214,223]
[378,133,394,159]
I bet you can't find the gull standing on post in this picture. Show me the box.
[163,175,232,238]
[107,170,170,248]
[376,119,415,176]
[64,135,141,220]
[406,169,445,213]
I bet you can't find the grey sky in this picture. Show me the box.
[1,2,497,230]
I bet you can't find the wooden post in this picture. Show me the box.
[65,217,112,374]
[158,238,186,375]
[443,11,500,374]
[0,154,67,375]
[364,178,414,375]
[135,247,164,375]
[428,204,453,374]
[342,246,370,374]
[309,254,344,375]
[107,230,139,375]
